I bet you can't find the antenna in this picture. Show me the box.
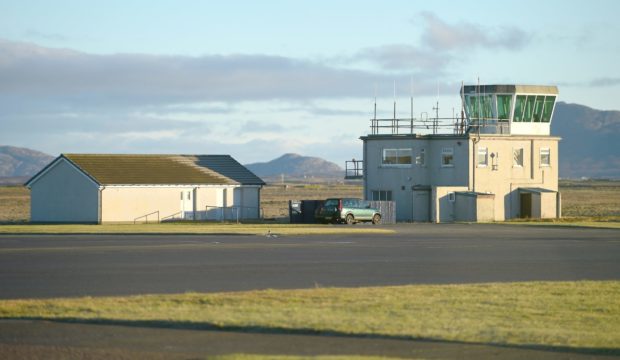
[393,80,397,135]
[373,84,377,135]
[460,80,465,134]
[477,76,481,136]
[393,80,396,120]
[374,84,377,120]
[432,80,440,134]
[410,76,414,134]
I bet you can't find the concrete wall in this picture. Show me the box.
[363,134,559,222]
[454,193,477,222]
[102,185,261,223]
[539,192,557,218]
[453,193,495,222]
[471,136,559,221]
[240,187,261,218]
[364,136,468,221]
[102,186,196,223]
[30,158,100,223]
[433,186,468,223]
[476,194,495,222]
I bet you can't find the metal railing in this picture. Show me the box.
[370,116,467,136]
[133,210,160,224]
[345,160,364,179]
[202,205,264,223]
[161,211,182,222]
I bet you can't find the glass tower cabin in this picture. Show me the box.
[461,85,558,136]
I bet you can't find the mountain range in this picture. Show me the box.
[0,146,54,184]
[552,102,620,179]
[244,153,343,179]
[1,102,619,181]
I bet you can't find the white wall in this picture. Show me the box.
[102,186,198,223]
[30,159,100,223]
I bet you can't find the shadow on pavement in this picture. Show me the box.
[5,316,619,358]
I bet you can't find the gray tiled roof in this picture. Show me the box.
[188,155,265,186]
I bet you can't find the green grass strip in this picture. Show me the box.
[0,223,394,235]
[1,281,619,351]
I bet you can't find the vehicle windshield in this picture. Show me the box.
[324,199,339,207]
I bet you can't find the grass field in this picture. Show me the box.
[559,179,620,217]
[0,186,29,222]
[1,281,618,353]
[261,183,363,219]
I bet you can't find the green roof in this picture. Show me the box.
[57,154,264,186]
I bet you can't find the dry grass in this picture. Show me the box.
[0,186,29,223]
[1,281,618,351]
[261,183,363,219]
[559,180,620,217]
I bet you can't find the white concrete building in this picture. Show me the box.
[26,154,265,223]
[346,84,561,222]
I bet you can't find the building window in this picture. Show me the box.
[513,148,524,167]
[382,148,412,166]
[496,95,512,121]
[371,190,392,201]
[514,95,556,123]
[477,147,488,167]
[441,147,454,167]
[416,148,425,166]
[540,148,550,167]
[448,192,456,202]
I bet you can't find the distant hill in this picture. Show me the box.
[0,146,54,179]
[245,153,343,179]
[553,102,620,178]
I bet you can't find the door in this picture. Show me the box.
[412,190,430,222]
[520,193,532,218]
[180,190,194,219]
[359,200,373,221]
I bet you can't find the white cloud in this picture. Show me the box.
[419,12,529,51]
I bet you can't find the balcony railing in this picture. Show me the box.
[345,160,364,179]
[370,116,467,135]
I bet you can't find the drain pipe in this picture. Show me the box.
[471,136,480,192]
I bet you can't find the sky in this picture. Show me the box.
[1,0,619,165]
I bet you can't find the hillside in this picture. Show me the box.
[552,102,620,178]
[0,146,54,178]
[245,153,343,179]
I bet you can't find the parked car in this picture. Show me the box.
[316,198,381,225]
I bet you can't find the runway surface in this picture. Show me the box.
[1,224,619,359]
[0,223,618,299]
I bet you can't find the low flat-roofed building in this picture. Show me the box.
[26,154,265,223]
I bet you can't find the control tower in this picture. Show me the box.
[461,85,558,136]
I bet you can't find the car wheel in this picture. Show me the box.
[345,214,355,225]
[372,214,381,225]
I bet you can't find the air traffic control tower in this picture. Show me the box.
[461,85,558,136]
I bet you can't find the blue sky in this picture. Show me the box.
[1,0,619,164]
